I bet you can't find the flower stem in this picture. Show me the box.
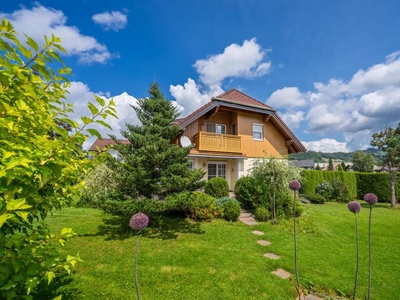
[368,204,372,300]
[353,213,359,300]
[293,191,300,298]
[135,232,140,300]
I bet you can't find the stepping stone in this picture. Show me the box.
[257,240,271,246]
[263,253,280,260]
[251,230,264,235]
[271,268,291,279]
[240,217,258,225]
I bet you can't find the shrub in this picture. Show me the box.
[331,180,351,203]
[275,192,293,219]
[304,194,326,204]
[102,199,170,215]
[204,177,229,198]
[234,176,268,209]
[294,202,304,217]
[223,200,241,221]
[316,181,334,200]
[188,192,222,220]
[254,207,270,222]
[355,172,400,203]
[216,197,240,207]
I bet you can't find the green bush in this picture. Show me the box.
[188,192,222,220]
[254,207,270,222]
[355,172,399,203]
[294,202,304,217]
[102,199,170,215]
[204,177,229,198]
[216,197,240,207]
[316,181,334,200]
[304,194,326,204]
[234,176,269,209]
[223,199,241,221]
[331,180,352,203]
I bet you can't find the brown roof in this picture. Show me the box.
[88,138,130,152]
[175,101,214,125]
[215,89,273,109]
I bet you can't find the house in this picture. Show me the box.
[290,159,315,169]
[88,138,130,159]
[88,89,306,190]
[172,89,306,189]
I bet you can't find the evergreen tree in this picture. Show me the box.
[341,162,347,171]
[315,163,321,171]
[328,158,334,171]
[109,83,205,199]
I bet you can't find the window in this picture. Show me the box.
[206,123,226,134]
[188,161,194,169]
[252,123,263,140]
[208,163,226,180]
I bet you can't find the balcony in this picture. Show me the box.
[194,131,242,153]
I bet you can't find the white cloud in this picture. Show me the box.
[302,139,350,153]
[194,38,271,86]
[0,5,116,64]
[65,82,139,149]
[266,87,308,108]
[170,38,271,116]
[170,78,223,116]
[280,111,304,129]
[92,11,128,31]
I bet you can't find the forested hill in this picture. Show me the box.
[288,148,384,163]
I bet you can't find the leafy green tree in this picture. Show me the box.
[109,83,205,199]
[252,156,301,222]
[328,158,334,171]
[371,124,400,208]
[0,19,117,298]
[352,150,376,172]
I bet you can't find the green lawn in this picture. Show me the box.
[41,203,400,299]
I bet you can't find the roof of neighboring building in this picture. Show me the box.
[291,159,315,168]
[88,138,130,152]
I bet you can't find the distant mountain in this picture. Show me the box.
[288,148,384,163]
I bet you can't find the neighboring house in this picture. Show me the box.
[290,159,315,169]
[88,89,306,189]
[88,138,130,159]
[172,89,306,189]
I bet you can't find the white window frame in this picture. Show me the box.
[252,123,263,141]
[207,162,226,180]
[206,123,226,134]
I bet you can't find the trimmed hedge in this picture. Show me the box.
[302,170,400,203]
[301,170,357,199]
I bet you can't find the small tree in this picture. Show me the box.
[371,124,400,208]
[252,156,301,222]
[352,151,375,172]
[315,163,321,171]
[109,83,205,199]
[328,158,334,171]
[0,19,117,298]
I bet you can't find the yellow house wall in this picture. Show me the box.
[237,112,288,158]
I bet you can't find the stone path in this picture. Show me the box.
[239,209,258,225]
[251,230,264,235]
[263,253,280,260]
[257,239,271,246]
[271,268,291,279]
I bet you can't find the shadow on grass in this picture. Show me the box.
[360,203,394,209]
[84,212,205,241]
[32,273,82,300]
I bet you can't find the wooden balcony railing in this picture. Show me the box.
[194,131,242,153]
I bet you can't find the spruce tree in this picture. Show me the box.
[109,83,205,199]
[328,158,334,171]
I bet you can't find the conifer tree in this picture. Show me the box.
[328,158,334,171]
[109,83,205,199]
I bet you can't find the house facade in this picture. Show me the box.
[172,89,306,189]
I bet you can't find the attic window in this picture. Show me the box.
[252,123,263,140]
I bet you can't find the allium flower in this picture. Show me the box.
[348,201,361,214]
[364,193,378,205]
[129,213,149,231]
[289,180,301,191]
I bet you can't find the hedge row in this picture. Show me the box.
[302,170,400,202]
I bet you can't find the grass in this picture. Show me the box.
[40,202,399,300]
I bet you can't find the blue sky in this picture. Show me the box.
[2,1,400,152]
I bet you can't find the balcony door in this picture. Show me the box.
[207,163,226,180]
[206,123,226,134]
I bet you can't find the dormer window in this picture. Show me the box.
[206,123,226,134]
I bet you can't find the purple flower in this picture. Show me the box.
[129,213,149,231]
[289,180,301,191]
[364,193,378,205]
[348,201,361,214]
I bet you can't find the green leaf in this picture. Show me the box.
[16,211,29,222]
[53,295,63,300]
[96,120,112,130]
[86,128,102,139]
[81,116,92,125]
[95,96,105,106]
[87,102,99,116]
[6,198,32,211]
[0,214,12,228]
[24,34,39,52]
[47,271,55,285]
